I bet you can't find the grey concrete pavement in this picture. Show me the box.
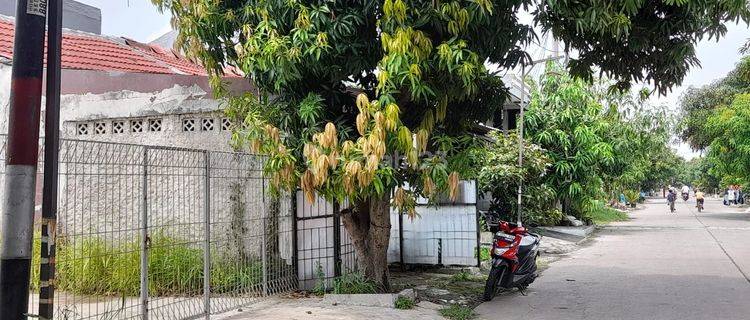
[475,198,750,320]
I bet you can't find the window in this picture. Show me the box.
[94,122,107,134]
[221,118,232,131]
[148,119,162,132]
[77,123,90,135]
[182,119,196,132]
[112,121,125,134]
[131,120,144,133]
[201,118,214,131]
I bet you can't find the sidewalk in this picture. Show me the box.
[216,296,442,320]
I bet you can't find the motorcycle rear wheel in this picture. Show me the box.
[483,265,506,301]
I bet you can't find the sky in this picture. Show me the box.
[81,1,750,159]
[76,0,172,42]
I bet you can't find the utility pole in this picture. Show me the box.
[516,55,565,227]
[0,0,49,318]
[39,0,63,318]
[516,64,526,227]
[552,39,559,58]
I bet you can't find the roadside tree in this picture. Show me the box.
[153,0,750,289]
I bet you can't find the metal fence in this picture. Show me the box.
[0,134,481,319]
[0,136,295,319]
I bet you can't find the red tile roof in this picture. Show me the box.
[0,16,238,77]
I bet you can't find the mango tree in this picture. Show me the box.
[152,0,749,289]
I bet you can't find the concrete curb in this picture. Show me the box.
[533,225,595,242]
[323,289,416,308]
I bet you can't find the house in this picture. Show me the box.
[0,13,252,152]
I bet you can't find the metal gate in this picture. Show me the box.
[294,194,356,290]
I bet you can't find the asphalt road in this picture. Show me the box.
[475,198,750,320]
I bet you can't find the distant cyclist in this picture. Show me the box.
[681,185,690,201]
[695,189,705,212]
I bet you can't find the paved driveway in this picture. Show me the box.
[475,198,750,320]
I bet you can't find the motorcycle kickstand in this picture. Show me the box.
[517,286,528,296]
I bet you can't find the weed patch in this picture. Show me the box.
[440,304,476,320]
[450,271,485,283]
[312,262,327,295]
[587,204,629,225]
[333,272,377,294]
[395,296,416,310]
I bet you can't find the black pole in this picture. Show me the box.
[39,0,62,318]
[475,181,481,268]
[398,211,404,271]
[291,191,299,289]
[0,1,49,319]
[332,201,341,278]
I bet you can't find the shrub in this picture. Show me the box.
[475,132,562,226]
[623,190,640,204]
[440,304,476,320]
[395,296,415,310]
[474,247,490,262]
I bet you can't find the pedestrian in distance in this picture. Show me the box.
[667,188,677,213]
[727,186,736,206]
[737,185,744,205]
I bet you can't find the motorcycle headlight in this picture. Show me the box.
[493,233,515,256]
[493,246,510,256]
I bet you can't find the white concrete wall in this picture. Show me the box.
[0,62,236,152]
[388,204,478,266]
[61,112,235,152]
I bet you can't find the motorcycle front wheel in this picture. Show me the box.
[483,265,506,301]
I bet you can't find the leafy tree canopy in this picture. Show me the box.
[600,96,675,193]
[537,0,750,94]
[525,63,678,217]
[680,56,750,149]
[705,93,750,186]
[677,156,720,192]
[525,64,614,218]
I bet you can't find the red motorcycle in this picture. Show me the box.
[483,221,541,301]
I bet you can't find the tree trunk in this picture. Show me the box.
[340,193,391,291]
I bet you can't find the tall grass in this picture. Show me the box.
[586,201,629,225]
[25,233,268,297]
[332,272,377,294]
